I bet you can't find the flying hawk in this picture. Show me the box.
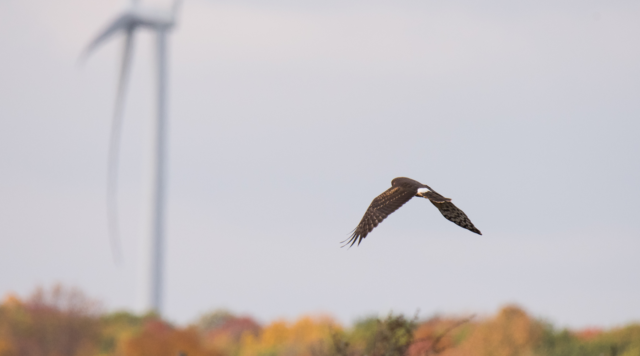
[344,177,481,247]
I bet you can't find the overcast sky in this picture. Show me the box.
[1,0,639,328]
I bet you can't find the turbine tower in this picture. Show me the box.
[81,0,182,315]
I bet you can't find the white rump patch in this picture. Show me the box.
[417,188,431,194]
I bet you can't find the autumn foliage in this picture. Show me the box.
[443,305,542,356]
[1,285,639,356]
[120,320,219,356]
[0,285,103,356]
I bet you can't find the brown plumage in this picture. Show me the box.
[343,177,481,247]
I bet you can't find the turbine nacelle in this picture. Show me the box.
[128,5,177,29]
[129,0,183,24]
[81,0,181,59]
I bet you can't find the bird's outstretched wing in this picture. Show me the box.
[430,201,481,235]
[420,190,451,203]
[344,186,417,247]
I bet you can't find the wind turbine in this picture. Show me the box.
[81,0,183,315]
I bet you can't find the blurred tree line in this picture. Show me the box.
[0,285,638,356]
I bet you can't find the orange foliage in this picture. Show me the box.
[206,317,260,341]
[443,305,540,356]
[203,316,261,355]
[121,319,221,356]
[1,294,21,307]
[237,315,340,356]
[407,318,468,356]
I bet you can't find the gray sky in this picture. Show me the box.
[1,0,639,328]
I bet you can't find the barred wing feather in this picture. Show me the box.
[343,187,416,247]
[430,201,482,235]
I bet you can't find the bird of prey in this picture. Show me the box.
[344,177,481,247]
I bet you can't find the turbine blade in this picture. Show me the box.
[107,28,135,264]
[78,13,132,64]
